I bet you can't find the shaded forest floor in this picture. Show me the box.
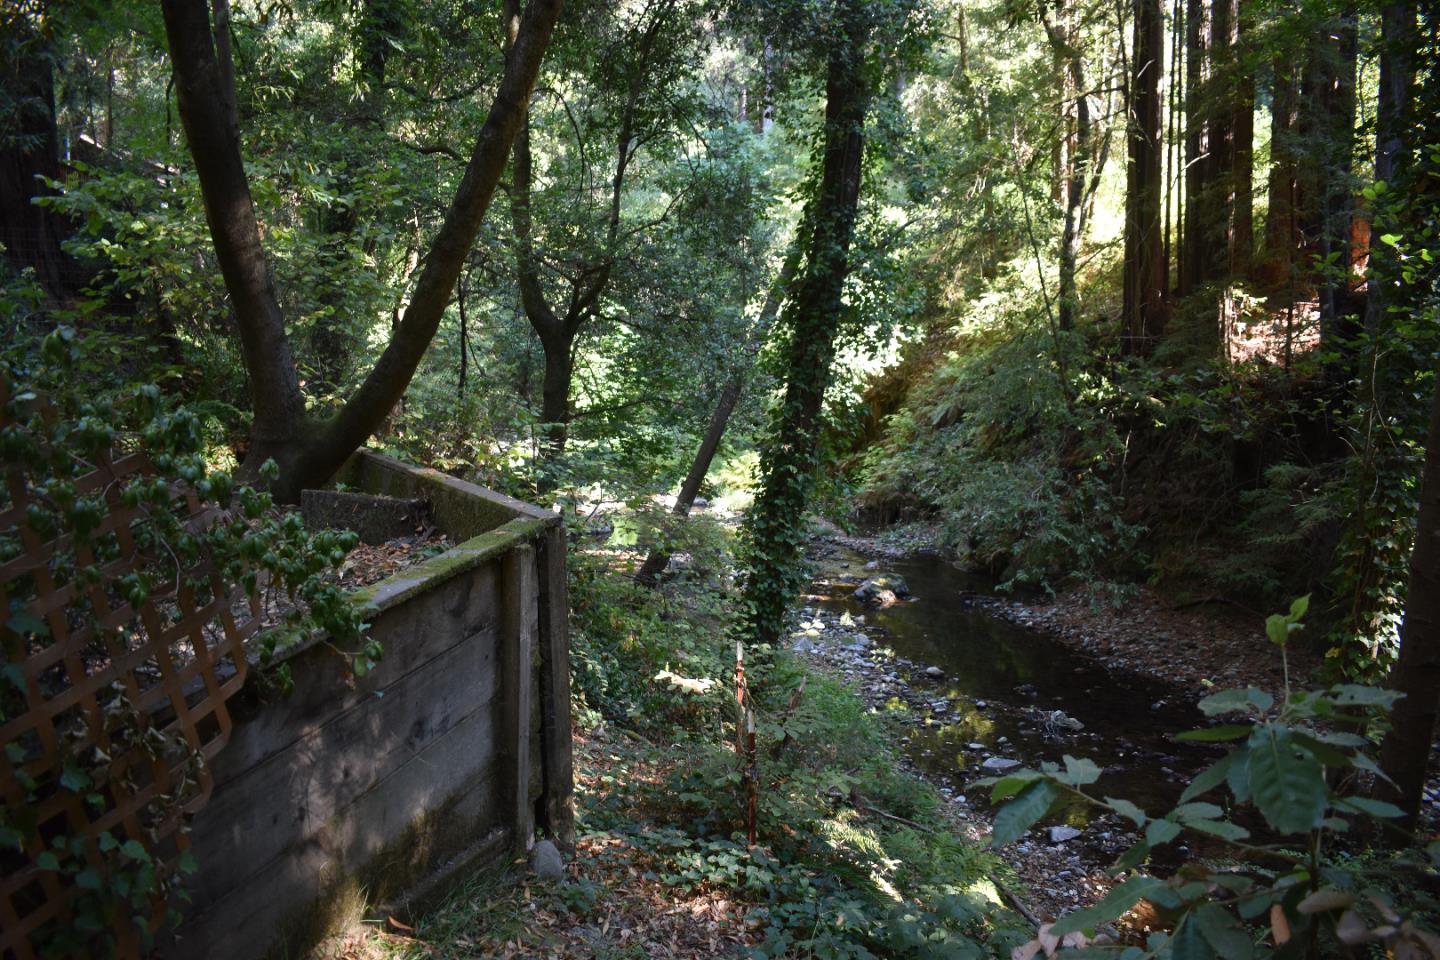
[328,736,763,960]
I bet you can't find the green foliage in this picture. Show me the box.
[0,328,368,953]
[861,321,1142,591]
[982,601,1440,958]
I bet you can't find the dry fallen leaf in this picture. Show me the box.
[1271,904,1291,945]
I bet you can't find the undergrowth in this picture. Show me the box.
[363,526,1029,959]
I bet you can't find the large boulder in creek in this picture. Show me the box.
[853,574,911,607]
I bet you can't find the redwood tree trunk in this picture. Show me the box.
[1262,44,1299,287]
[0,14,76,297]
[1378,382,1440,828]
[1122,0,1166,353]
[1229,0,1253,276]
[741,0,871,650]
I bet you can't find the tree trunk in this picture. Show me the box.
[741,0,871,650]
[1262,42,1299,287]
[162,0,562,501]
[507,0,675,490]
[1229,0,1253,276]
[636,248,801,585]
[1122,0,1166,352]
[0,12,77,298]
[1297,9,1358,340]
[1042,0,1090,332]
[1179,0,1206,295]
[1378,382,1440,828]
[1363,5,1415,340]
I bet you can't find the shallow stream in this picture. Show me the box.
[808,548,1219,833]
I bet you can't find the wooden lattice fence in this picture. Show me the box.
[0,381,257,959]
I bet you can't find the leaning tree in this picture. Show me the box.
[161,0,562,500]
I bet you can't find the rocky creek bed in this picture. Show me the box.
[792,534,1320,928]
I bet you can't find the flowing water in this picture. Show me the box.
[810,549,1219,828]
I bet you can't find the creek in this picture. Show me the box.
[807,546,1220,838]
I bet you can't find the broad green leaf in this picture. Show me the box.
[991,780,1058,847]
[1112,840,1151,873]
[1194,903,1254,959]
[1063,755,1102,786]
[988,771,1041,802]
[1248,726,1326,834]
[1227,746,1252,803]
[1308,730,1370,748]
[1175,802,1224,821]
[1349,750,1395,786]
[1266,614,1289,647]
[1180,752,1235,803]
[1170,914,1217,960]
[1290,732,1351,769]
[1328,685,1403,710]
[1333,796,1404,819]
[1051,876,1165,936]
[1106,797,1147,827]
[1183,818,1250,842]
[1288,595,1310,620]
[1146,818,1181,846]
[1199,689,1273,717]
[1178,725,1253,743]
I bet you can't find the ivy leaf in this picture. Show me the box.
[5,609,48,637]
[990,780,1058,847]
[59,764,91,792]
[37,850,60,871]
[120,839,150,863]
[1248,726,1326,834]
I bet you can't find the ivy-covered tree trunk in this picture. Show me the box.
[1041,0,1091,332]
[1378,381,1440,828]
[739,0,870,649]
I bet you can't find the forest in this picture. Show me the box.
[1,0,1438,957]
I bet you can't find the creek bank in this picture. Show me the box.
[783,595,1152,926]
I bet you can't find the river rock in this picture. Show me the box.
[981,757,1022,773]
[530,840,565,880]
[924,666,944,679]
[1047,826,1082,844]
[853,574,911,607]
